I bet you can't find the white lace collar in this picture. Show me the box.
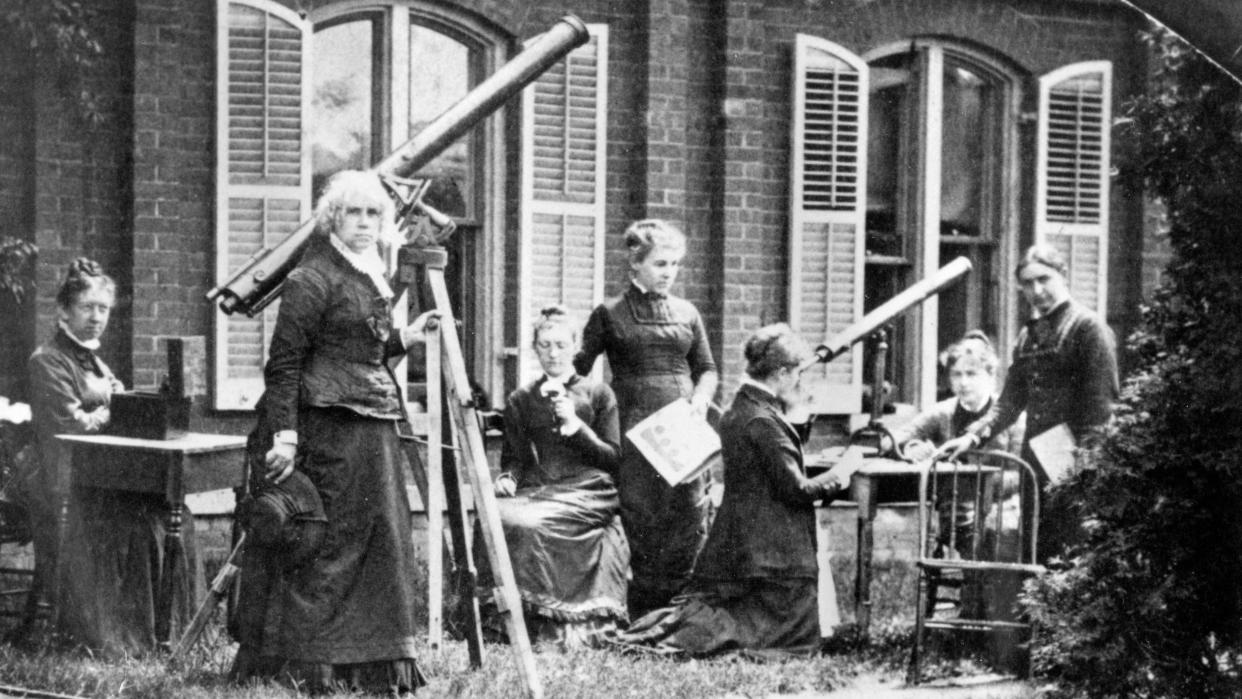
[329,234,394,299]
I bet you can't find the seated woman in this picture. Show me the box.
[28,259,202,653]
[613,323,847,656]
[479,305,628,647]
[892,331,1025,558]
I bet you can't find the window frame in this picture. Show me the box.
[861,39,1024,406]
[308,0,509,402]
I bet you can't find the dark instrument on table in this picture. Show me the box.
[206,15,591,317]
[801,257,973,457]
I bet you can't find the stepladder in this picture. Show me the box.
[395,243,543,699]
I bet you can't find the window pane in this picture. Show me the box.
[311,18,375,197]
[866,58,910,258]
[409,24,472,217]
[939,62,990,237]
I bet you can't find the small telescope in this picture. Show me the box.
[800,256,974,371]
[207,16,591,317]
[800,256,973,456]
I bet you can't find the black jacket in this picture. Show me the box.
[693,383,844,581]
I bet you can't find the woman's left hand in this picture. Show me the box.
[400,310,443,347]
[689,395,711,421]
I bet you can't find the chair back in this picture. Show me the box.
[916,449,1041,566]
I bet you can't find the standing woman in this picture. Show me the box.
[574,219,718,618]
[939,244,1119,559]
[28,258,202,652]
[231,171,430,695]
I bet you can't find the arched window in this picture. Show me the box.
[790,35,1110,409]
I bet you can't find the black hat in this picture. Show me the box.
[240,470,327,568]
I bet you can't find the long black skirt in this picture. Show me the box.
[231,408,426,695]
[611,577,820,657]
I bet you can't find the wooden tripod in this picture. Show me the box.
[396,244,542,698]
[174,245,542,697]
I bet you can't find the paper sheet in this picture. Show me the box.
[1029,422,1077,484]
[626,399,721,486]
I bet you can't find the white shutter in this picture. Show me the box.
[1036,61,1111,313]
[789,35,867,415]
[213,0,311,410]
[517,25,608,382]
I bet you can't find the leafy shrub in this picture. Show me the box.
[1023,30,1242,698]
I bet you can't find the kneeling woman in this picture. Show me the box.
[480,305,628,646]
[616,323,846,655]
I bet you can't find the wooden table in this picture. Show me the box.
[56,432,247,648]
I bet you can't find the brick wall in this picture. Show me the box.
[0,36,36,399]
[31,2,136,386]
[130,0,216,391]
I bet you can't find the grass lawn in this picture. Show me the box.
[0,559,1028,698]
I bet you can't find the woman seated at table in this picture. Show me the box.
[27,258,203,652]
[613,323,846,656]
[478,305,628,648]
[893,331,1024,557]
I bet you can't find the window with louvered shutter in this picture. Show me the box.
[517,26,608,382]
[789,35,867,414]
[213,0,311,410]
[1036,61,1111,313]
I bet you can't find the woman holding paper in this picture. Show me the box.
[938,244,1118,559]
[613,323,846,654]
[480,305,628,647]
[574,219,719,618]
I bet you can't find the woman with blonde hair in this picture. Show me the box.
[574,219,719,618]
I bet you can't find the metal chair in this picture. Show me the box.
[907,449,1045,684]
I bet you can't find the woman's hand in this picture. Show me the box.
[494,472,517,498]
[551,396,582,435]
[265,442,296,484]
[936,434,979,461]
[400,310,443,347]
[689,395,712,421]
[902,439,935,462]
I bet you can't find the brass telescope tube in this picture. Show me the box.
[207,15,591,317]
[799,256,974,371]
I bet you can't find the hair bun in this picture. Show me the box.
[69,257,103,278]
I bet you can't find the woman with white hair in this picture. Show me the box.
[231,170,432,696]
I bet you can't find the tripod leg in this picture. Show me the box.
[426,326,445,651]
[170,533,246,661]
[426,269,542,699]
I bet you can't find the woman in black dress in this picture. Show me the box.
[481,305,627,647]
[939,244,1118,560]
[231,170,431,695]
[27,259,202,652]
[615,323,846,654]
[574,219,718,618]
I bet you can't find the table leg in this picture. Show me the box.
[157,498,183,650]
[851,475,876,639]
